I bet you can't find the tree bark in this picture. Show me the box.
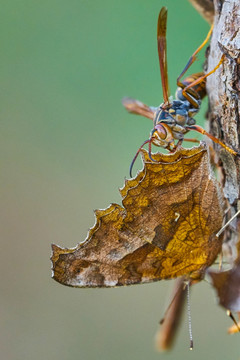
[206,0,240,206]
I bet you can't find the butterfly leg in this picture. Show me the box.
[186,124,240,156]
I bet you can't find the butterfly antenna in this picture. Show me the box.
[129,139,151,178]
[216,209,240,238]
[186,281,193,350]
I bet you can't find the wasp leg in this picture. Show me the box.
[174,139,183,149]
[182,54,225,102]
[177,24,213,86]
[183,138,200,144]
[175,138,200,151]
[186,124,240,156]
[177,24,214,108]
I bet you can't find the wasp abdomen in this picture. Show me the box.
[180,72,206,100]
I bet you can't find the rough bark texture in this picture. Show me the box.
[206,0,240,206]
[189,0,240,259]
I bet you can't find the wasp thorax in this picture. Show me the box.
[154,108,175,129]
[175,113,187,126]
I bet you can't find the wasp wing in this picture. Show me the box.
[157,7,170,105]
[122,97,154,120]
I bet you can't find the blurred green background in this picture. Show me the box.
[1,0,239,359]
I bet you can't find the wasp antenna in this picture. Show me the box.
[148,137,158,163]
[129,139,150,178]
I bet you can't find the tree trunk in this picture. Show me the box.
[206,0,240,207]
[188,0,240,259]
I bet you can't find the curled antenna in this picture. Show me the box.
[129,136,158,178]
[129,139,151,178]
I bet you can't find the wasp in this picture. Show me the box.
[123,7,238,177]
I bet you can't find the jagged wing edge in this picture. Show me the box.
[51,142,209,278]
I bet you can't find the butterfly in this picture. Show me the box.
[51,143,225,288]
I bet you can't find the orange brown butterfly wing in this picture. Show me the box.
[51,144,225,287]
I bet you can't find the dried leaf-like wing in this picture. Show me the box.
[51,143,225,288]
[208,224,240,313]
[208,263,240,312]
